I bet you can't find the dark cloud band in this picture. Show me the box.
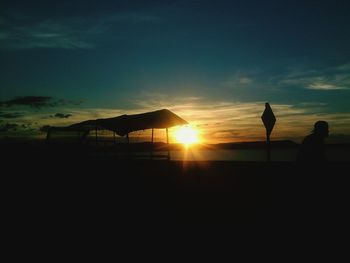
[0,112,24,118]
[53,113,72,118]
[0,96,81,108]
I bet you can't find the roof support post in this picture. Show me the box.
[151,129,154,160]
[166,128,170,160]
[95,126,98,144]
[46,129,51,144]
[126,133,130,159]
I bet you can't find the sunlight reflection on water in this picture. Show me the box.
[169,148,349,161]
[170,149,297,161]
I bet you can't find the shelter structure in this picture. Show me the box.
[46,109,188,159]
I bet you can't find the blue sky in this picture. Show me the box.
[1,0,350,142]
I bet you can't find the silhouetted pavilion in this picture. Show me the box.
[46,109,188,159]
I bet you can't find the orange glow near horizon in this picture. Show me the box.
[173,126,200,147]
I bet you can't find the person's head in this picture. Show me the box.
[313,120,329,138]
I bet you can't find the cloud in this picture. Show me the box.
[221,71,255,88]
[0,96,82,108]
[0,19,95,49]
[0,121,36,134]
[0,111,24,118]
[306,83,348,90]
[0,123,19,132]
[0,12,161,49]
[273,63,350,91]
[0,96,53,108]
[335,63,350,72]
[53,113,72,119]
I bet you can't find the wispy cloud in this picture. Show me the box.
[1,19,95,49]
[273,63,350,91]
[0,11,160,49]
[306,83,348,90]
[221,71,255,88]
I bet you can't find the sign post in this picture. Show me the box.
[261,103,276,162]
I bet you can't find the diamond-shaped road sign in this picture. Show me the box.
[261,102,276,137]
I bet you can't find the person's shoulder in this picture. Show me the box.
[302,134,313,144]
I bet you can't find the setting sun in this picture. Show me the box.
[173,126,200,146]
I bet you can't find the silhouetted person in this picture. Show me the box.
[297,121,329,162]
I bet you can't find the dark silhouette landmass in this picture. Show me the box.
[1,138,349,228]
[1,137,350,152]
[215,140,299,149]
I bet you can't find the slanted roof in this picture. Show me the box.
[54,109,188,136]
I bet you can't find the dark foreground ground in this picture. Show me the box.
[2,143,350,229]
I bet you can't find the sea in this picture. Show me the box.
[168,148,350,162]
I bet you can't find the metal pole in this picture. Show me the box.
[166,128,170,160]
[46,129,51,143]
[126,133,130,159]
[95,127,98,145]
[151,129,154,160]
[266,131,271,162]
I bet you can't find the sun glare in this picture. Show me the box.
[173,126,200,146]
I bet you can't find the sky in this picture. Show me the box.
[1,0,350,143]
